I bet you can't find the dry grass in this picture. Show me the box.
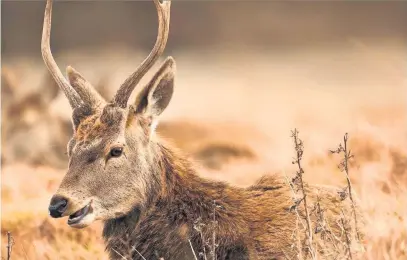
[1,42,406,259]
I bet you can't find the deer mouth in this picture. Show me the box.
[67,202,92,227]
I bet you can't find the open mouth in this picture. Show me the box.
[67,203,91,226]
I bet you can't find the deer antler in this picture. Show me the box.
[41,0,105,110]
[113,0,172,108]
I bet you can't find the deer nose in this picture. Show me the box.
[48,195,68,218]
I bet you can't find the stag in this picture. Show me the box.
[43,0,363,259]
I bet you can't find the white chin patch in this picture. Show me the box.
[67,203,96,229]
[68,212,95,229]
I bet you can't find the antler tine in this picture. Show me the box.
[113,0,172,108]
[41,0,83,109]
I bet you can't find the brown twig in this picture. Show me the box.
[111,247,127,260]
[284,173,305,260]
[339,210,353,260]
[312,194,342,258]
[133,247,147,260]
[6,231,14,260]
[211,200,218,260]
[189,239,199,260]
[193,218,208,260]
[290,129,315,259]
[330,133,360,242]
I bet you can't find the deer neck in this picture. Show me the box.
[102,141,248,256]
[152,142,245,223]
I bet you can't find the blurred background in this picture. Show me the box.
[2,1,407,259]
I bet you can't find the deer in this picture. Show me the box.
[43,0,364,259]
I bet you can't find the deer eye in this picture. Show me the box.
[110,147,123,158]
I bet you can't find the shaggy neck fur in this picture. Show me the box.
[102,141,251,259]
[100,137,357,260]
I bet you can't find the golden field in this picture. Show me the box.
[1,1,406,257]
[1,41,406,259]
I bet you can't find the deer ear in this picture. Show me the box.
[134,57,175,119]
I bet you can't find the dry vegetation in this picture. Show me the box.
[1,42,406,259]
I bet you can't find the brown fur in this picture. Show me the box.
[101,140,362,260]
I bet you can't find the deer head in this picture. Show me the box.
[44,0,174,228]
